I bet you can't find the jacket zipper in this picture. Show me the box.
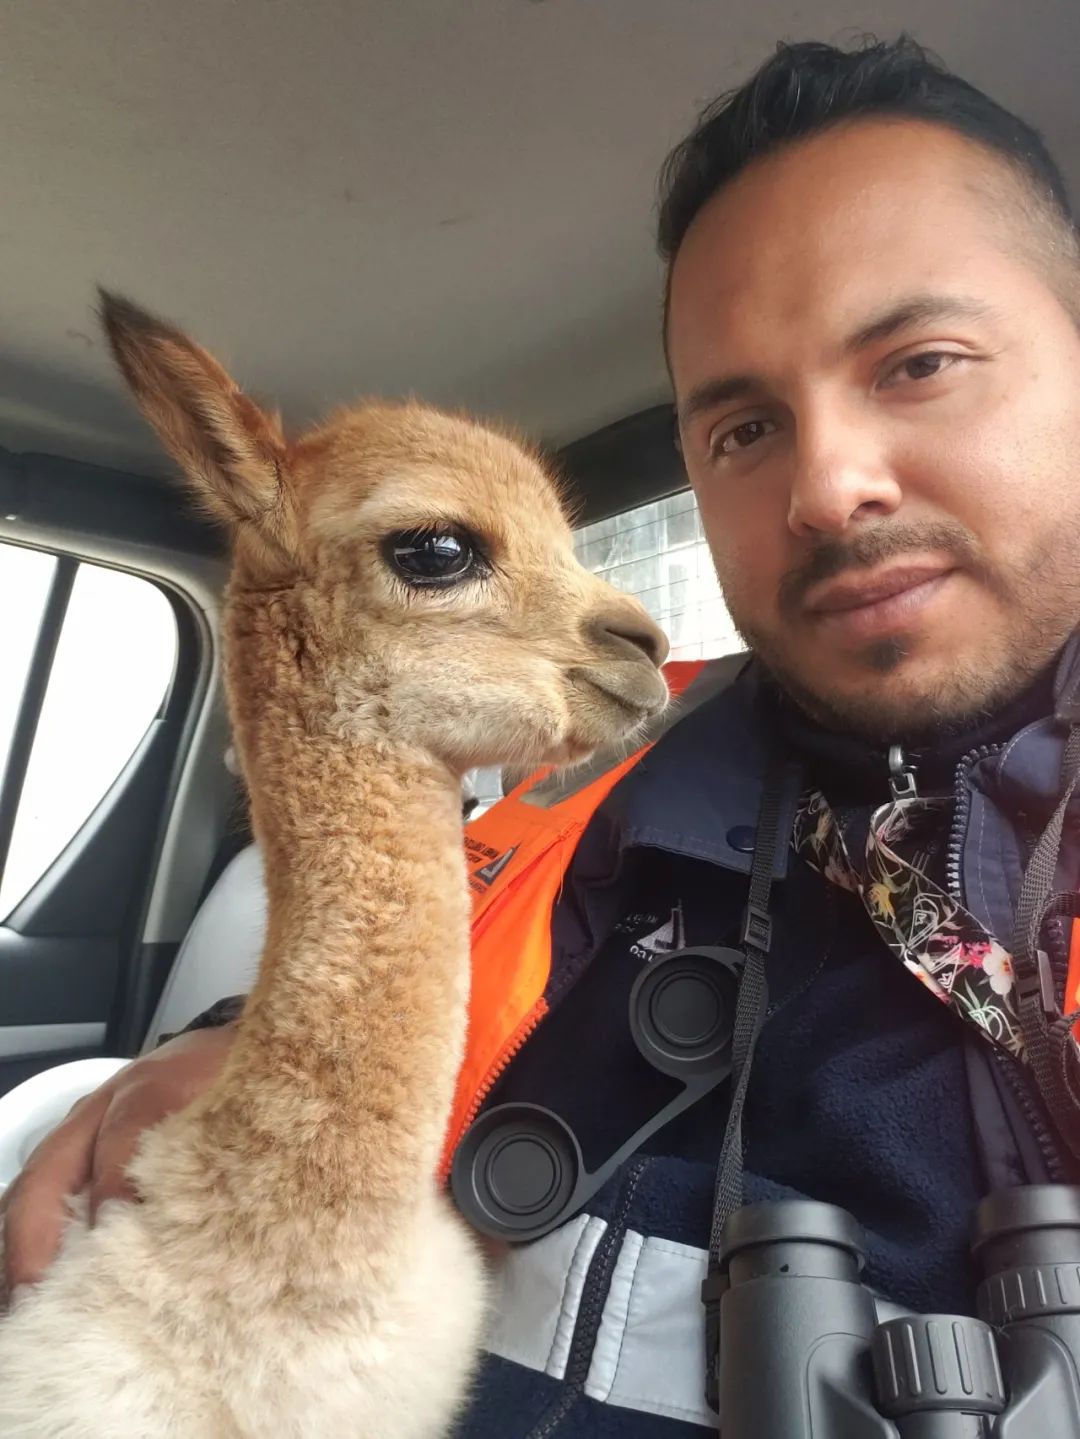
[940,739,1069,1180]
[990,1045,1066,1181]
[522,1159,650,1439]
[943,743,1003,902]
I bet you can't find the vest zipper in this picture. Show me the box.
[454,1002,546,1144]
[442,817,585,1170]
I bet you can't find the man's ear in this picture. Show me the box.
[99,290,296,557]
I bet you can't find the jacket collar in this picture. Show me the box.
[592,631,1080,881]
[597,659,795,879]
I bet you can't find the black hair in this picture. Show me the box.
[657,35,1073,264]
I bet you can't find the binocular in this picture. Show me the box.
[710,1184,1080,1437]
[450,938,1080,1434]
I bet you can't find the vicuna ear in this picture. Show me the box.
[100,290,295,556]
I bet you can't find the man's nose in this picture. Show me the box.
[786,409,902,538]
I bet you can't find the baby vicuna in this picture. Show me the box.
[0,295,668,1438]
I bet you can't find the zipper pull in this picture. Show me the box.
[888,744,919,801]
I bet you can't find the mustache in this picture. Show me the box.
[777,521,984,618]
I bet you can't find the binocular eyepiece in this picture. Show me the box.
[711,1184,1080,1438]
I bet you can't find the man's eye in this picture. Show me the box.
[882,351,960,387]
[711,417,778,458]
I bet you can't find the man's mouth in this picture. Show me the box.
[803,562,957,643]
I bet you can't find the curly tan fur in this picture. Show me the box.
[0,295,669,1438]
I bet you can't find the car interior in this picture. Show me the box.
[1,1,1076,1170]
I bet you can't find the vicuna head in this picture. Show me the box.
[101,292,670,777]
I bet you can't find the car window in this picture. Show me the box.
[0,544,178,918]
[0,546,56,787]
[465,492,739,818]
[573,491,740,660]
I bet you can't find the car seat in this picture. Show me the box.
[0,846,268,1189]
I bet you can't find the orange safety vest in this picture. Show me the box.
[438,660,705,1177]
[439,660,1080,1179]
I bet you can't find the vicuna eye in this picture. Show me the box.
[385,528,482,586]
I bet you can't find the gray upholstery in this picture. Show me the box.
[141,846,267,1051]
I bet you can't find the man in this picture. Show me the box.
[5,34,1080,1437]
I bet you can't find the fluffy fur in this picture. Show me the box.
[0,294,668,1438]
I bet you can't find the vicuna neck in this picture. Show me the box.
[201,588,472,1211]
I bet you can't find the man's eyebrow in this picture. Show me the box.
[677,294,995,428]
[678,373,763,427]
[843,294,995,353]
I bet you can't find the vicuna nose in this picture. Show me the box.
[588,605,670,668]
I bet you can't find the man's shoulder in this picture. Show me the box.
[593,652,793,877]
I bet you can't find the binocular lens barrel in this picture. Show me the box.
[716,1200,881,1436]
[973,1184,1080,1325]
[714,1186,1080,1439]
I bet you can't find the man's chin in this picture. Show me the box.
[759,647,989,748]
[761,644,1018,745]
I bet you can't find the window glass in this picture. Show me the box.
[465,491,741,820]
[573,491,741,659]
[0,556,178,917]
[0,546,56,783]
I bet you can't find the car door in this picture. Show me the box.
[0,534,210,1093]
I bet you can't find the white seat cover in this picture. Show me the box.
[0,1057,131,1190]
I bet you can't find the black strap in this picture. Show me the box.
[1012,722,1080,1160]
[702,754,795,1413]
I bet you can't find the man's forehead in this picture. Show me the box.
[667,118,1024,376]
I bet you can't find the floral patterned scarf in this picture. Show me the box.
[793,789,1024,1058]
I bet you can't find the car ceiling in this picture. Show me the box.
[3,0,1078,484]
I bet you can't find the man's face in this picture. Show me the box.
[667,118,1080,741]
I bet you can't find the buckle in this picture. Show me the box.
[741,903,773,954]
[1016,950,1058,1015]
[701,1272,725,1415]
